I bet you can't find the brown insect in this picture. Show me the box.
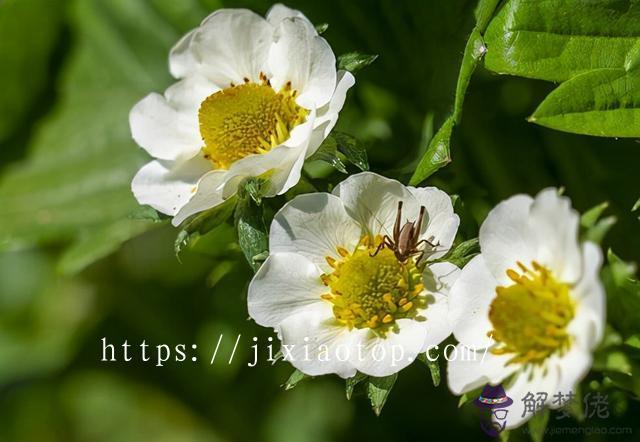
[371,201,437,263]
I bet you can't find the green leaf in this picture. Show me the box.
[530,68,640,137]
[458,386,483,408]
[0,0,63,142]
[337,52,378,73]
[474,0,502,30]
[410,28,486,185]
[174,196,237,257]
[333,132,369,171]
[527,408,549,442]
[315,23,329,34]
[128,205,169,223]
[594,349,633,375]
[243,176,270,205]
[603,250,640,338]
[410,117,454,185]
[453,30,486,123]
[345,372,368,400]
[566,384,585,422]
[307,136,347,173]
[417,350,440,387]
[283,369,309,390]
[581,202,610,229]
[440,238,480,268]
[58,218,156,274]
[366,374,397,416]
[484,0,640,82]
[235,187,269,272]
[0,0,185,270]
[606,369,640,398]
[633,197,640,218]
[580,201,617,244]
[625,334,640,350]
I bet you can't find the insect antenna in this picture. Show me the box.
[358,201,395,240]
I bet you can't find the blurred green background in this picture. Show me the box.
[1,0,639,441]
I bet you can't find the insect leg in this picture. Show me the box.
[370,236,390,257]
[415,205,426,235]
[393,201,403,240]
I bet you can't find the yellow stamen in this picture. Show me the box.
[337,247,350,258]
[489,262,575,366]
[198,78,308,169]
[318,237,428,335]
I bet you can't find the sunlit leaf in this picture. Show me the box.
[529,68,640,138]
[484,0,640,82]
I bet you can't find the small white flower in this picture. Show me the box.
[248,172,460,378]
[130,4,354,225]
[447,189,605,429]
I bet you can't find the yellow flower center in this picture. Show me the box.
[489,261,575,365]
[198,76,308,169]
[320,236,427,334]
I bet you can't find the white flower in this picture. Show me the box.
[129,4,354,226]
[248,172,460,378]
[447,189,605,429]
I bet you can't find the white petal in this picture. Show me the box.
[332,172,418,238]
[169,29,198,79]
[419,262,459,349]
[248,253,326,327]
[270,193,361,272]
[446,347,518,395]
[479,194,536,284]
[312,70,356,142]
[223,145,294,195]
[278,303,357,379]
[501,364,560,430]
[549,345,592,403]
[272,146,307,196]
[266,4,310,26]
[129,93,202,161]
[449,255,497,349]
[528,188,582,283]
[193,9,273,87]
[408,186,460,260]
[269,18,336,109]
[569,241,605,349]
[131,157,210,216]
[350,319,427,377]
[171,170,227,226]
[164,74,219,112]
[283,107,316,148]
